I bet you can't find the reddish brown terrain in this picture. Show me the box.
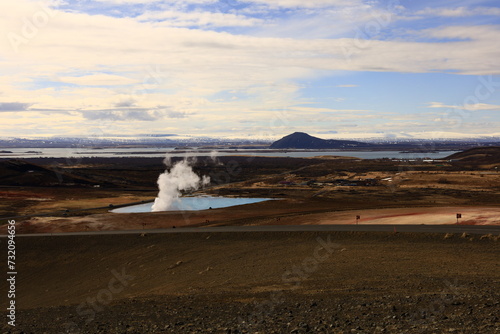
[0,150,499,333]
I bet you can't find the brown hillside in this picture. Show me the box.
[446,146,500,164]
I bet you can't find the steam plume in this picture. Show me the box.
[209,150,222,165]
[151,157,210,212]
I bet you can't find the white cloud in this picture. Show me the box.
[58,74,139,86]
[421,25,500,41]
[427,102,500,111]
[137,10,263,27]
[80,107,187,121]
[90,0,215,4]
[1,0,499,138]
[415,6,500,18]
[243,0,360,9]
[336,84,358,88]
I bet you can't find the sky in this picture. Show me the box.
[1,0,500,140]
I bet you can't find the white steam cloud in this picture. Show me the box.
[209,150,222,165]
[151,157,210,212]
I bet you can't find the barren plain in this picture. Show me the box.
[1,150,499,333]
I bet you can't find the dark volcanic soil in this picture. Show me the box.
[1,231,499,333]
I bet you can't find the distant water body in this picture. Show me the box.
[0,147,459,160]
[111,196,271,213]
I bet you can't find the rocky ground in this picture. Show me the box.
[8,289,500,334]
[1,231,499,333]
[8,291,500,334]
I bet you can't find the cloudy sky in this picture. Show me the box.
[1,0,500,140]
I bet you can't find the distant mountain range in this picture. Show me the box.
[269,132,375,149]
[269,132,500,151]
[0,133,499,150]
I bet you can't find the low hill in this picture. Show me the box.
[0,160,94,186]
[445,146,500,164]
[269,132,374,149]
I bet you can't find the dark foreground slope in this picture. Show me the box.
[2,231,498,333]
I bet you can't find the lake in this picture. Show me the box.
[0,147,459,160]
[111,196,273,213]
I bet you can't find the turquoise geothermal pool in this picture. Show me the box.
[111,196,272,213]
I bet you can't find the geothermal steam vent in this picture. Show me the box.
[152,157,210,212]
